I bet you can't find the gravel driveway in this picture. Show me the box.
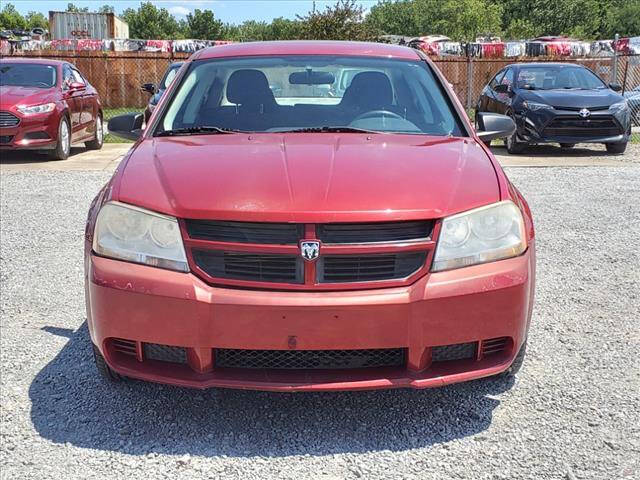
[1,166,639,479]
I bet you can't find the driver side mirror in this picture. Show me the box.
[475,112,516,143]
[108,113,143,141]
[609,83,622,92]
[141,83,156,94]
[68,81,86,92]
[494,83,512,94]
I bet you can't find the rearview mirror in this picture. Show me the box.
[107,113,143,141]
[141,82,156,94]
[289,71,335,85]
[475,112,516,143]
[609,83,622,92]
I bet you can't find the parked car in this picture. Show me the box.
[476,62,631,154]
[90,41,535,392]
[0,58,103,160]
[141,61,183,124]
[623,85,640,126]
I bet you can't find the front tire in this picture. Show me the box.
[85,114,103,150]
[500,341,527,378]
[93,344,124,382]
[48,117,70,161]
[605,142,627,154]
[505,111,526,154]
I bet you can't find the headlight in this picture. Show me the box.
[522,101,553,111]
[16,102,56,115]
[610,100,628,112]
[93,202,188,272]
[433,201,526,272]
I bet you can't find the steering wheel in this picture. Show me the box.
[352,109,404,122]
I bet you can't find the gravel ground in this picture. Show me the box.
[1,166,639,479]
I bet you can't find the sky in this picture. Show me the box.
[9,0,378,24]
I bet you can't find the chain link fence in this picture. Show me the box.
[7,50,640,144]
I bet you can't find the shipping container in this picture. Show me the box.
[49,11,130,40]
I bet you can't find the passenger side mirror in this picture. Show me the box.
[107,113,143,141]
[609,83,622,92]
[475,112,516,143]
[68,81,86,92]
[141,83,156,94]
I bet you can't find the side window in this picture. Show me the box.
[62,65,74,89]
[71,69,86,85]
[489,70,505,90]
[501,68,514,87]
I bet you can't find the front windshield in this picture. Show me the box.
[157,55,464,136]
[0,63,57,88]
[516,66,606,90]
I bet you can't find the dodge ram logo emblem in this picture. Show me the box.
[300,241,320,261]
[579,108,591,118]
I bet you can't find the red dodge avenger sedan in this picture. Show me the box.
[88,41,535,391]
[0,58,103,160]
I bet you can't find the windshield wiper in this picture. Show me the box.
[277,126,381,134]
[155,126,242,137]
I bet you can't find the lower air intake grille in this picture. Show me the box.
[318,252,426,283]
[482,337,509,356]
[432,342,477,362]
[215,348,406,370]
[111,338,137,357]
[143,343,187,364]
[193,249,302,283]
[542,117,621,137]
[0,135,13,144]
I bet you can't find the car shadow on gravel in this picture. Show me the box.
[30,323,514,457]
[0,148,87,164]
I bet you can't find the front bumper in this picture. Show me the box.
[86,245,535,391]
[515,107,631,144]
[0,111,58,150]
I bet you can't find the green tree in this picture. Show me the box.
[24,11,48,30]
[367,0,418,36]
[269,17,303,40]
[66,3,90,13]
[604,0,640,37]
[97,5,115,14]
[0,3,26,30]
[122,2,183,39]
[186,9,223,39]
[297,0,378,41]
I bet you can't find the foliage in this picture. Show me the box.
[297,0,378,41]
[121,2,183,40]
[0,3,26,30]
[185,9,223,40]
[66,3,90,13]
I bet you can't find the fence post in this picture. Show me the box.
[466,56,474,111]
[612,33,619,83]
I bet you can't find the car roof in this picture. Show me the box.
[509,62,587,69]
[193,40,421,61]
[0,57,66,67]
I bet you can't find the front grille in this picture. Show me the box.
[143,343,187,364]
[317,221,433,243]
[551,105,609,112]
[193,249,302,283]
[481,337,509,356]
[432,342,477,362]
[215,348,406,370]
[185,220,302,244]
[0,135,13,144]
[111,338,137,357]
[0,111,20,127]
[318,252,426,283]
[543,116,621,137]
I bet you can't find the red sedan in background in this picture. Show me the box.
[89,41,535,392]
[0,58,103,160]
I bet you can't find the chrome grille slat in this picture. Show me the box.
[0,111,20,128]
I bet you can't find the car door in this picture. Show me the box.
[495,67,515,114]
[61,64,83,139]
[479,69,505,113]
[70,67,93,139]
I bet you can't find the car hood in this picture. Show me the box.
[521,88,622,108]
[0,85,57,109]
[117,134,500,222]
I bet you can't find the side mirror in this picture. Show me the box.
[476,112,516,143]
[107,113,143,141]
[141,83,156,94]
[68,81,86,92]
[494,83,510,94]
[609,83,622,92]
